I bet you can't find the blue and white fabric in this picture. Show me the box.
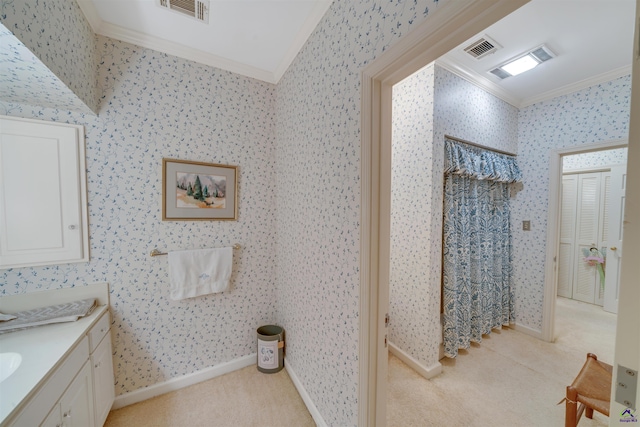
[442,139,520,358]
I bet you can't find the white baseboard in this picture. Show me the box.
[388,342,442,379]
[285,360,327,427]
[112,353,256,409]
[512,322,544,340]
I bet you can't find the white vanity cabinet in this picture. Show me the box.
[89,312,115,427]
[0,115,89,269]
[4,309,115,427]
[41,362,94,427]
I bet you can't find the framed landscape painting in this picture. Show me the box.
[162,158,237,220]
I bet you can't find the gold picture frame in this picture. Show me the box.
[162,158,237,220]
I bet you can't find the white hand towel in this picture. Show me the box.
[168,247,233,300]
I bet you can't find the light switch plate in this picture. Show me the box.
[522,220,531,231]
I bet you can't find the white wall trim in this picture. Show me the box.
[436,59,631,110]
[541,139,628,343]
[512,323,544,340]
[97,22,277,84]
[75,0,331,85]
[111,353,256,409]
[520,65,632,108]
[285,361,328,427]
[388,342,442,380]
[435,58,521,108]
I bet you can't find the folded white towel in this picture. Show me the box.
[168,247,233,300]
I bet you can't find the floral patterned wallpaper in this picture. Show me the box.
[0,35,279,398]
[0,24,93,113]
[275,1,449,424]
[389,63,518,370]
[563,148,628,171]
[513,75,631,330]
[3,0,630,424]
[0,0,98,113]
[1,0,452,424]
[390,64,438,368]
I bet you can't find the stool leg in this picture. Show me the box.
[566,386,578,427]
[585,407,594,419]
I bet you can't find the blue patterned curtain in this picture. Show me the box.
[442,139,521,358]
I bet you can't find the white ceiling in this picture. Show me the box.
[77,0,332,84]
[437,0,635,108]
[77,0,635,103]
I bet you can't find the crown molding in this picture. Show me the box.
[519,65,632,108]
[435,57,521,108]
[99,22,277,83]
[75,0,103,33]
[435,57,632,110]
[75,0,332,85]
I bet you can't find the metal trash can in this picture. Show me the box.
[257,325,284,373]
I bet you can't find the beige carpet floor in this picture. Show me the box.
[104,297,616,427]
[387,297,617,427]
[104,365,315,427]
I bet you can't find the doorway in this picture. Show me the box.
[359,0,637,425]
[557,148,627,310]
[358,1,530,424]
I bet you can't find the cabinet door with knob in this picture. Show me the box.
[0,115,89,269]
[40,362,95,427]
[91,330,115,426]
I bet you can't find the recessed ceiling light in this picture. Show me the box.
[501,55,539,76]
[490,45,556,80]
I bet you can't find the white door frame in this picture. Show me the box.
[358,1,530,425]
[541,139,627,343]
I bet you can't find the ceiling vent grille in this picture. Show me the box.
[158,0,209,23]
[463,35,501,59]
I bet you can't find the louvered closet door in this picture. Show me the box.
[557,175,578,298]
[595,171,612,306]
[573,173,601,304]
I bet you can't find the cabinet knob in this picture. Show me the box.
[63,409,72,418]
[68,225,77,230]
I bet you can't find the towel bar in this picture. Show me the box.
[150,244,241,257]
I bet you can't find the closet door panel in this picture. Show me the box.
[573,173,600,304]
[557,175,577,298]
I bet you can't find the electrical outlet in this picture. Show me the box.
[523,220,531,231]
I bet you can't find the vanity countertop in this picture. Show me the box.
[0,305,108,425]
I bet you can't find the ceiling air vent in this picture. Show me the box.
[463,35,501,59]
[158,0,209,23]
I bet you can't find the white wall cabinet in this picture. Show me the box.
[0,115,89,269]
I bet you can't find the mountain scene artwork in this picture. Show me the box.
[175,172,226,209]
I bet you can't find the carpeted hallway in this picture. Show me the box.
[387,297,616,426]
[105,297,615,426]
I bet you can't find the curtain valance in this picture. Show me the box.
[444,139,522,183]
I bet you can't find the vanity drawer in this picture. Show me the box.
[88,311,110,353]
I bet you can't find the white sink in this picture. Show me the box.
[0,353,21,383]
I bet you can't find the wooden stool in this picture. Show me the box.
[565,353,613,427]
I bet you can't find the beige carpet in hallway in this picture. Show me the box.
[104,297,615,427]
[387,297,616,426]
[104,364,314,427]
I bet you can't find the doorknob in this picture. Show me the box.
[610,247,617,251]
